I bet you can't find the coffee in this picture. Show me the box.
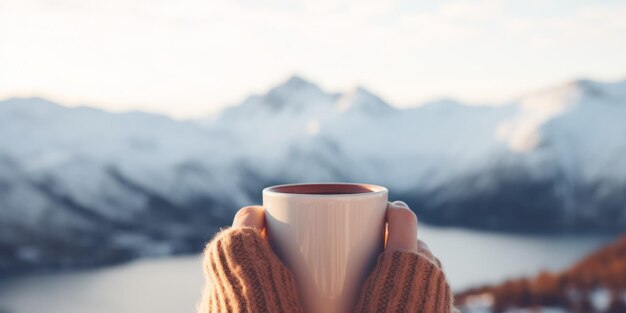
[266,183,383,195]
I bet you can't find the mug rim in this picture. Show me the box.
[263,182,388,198]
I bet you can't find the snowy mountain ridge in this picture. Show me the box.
[212,76,394,133]
[0,76,625,275]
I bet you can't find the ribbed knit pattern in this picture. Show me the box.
[199,227,304,313]
[198,227,453,313]
[354,250,452,313]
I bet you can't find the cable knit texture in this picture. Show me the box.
[197,227,452,313]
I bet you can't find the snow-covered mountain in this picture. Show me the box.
[1,76,626,275]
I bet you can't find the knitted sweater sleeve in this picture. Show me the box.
[354,250,453,313]
[197,227,304,313]
[198,227,453,313]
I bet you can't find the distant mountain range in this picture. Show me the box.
[1,75,626,275]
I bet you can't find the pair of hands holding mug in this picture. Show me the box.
[231,200,440,267]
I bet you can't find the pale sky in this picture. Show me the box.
[1,0,626,118]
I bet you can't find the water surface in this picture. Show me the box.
[0,225,613,313]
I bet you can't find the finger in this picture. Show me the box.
[232,205,265,231]
[385,201,418,253]
[417,240,442,268]
[417,240,435,260]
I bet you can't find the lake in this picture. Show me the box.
[0,225,614,313]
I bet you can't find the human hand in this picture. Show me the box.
[231,205,266,234]
[201,203,450,313]
[385,200,440,267]
[353,201,452,313]
[198,205,303,313]
[230,202,440,265]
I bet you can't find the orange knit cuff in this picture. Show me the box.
[355,250,452,313]
[199,227,303,313]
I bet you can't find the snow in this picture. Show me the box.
[589,287,612,312]
[197,76,525,195]
[335,86,394,114]
[497,80,626,181]
[1,78,625,217]
[1,76,626,277]
[0,157,88,233]
[462,293,494,312]
[0,96,240,206]
[3,79,625,198]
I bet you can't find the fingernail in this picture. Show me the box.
[392,200,409,208]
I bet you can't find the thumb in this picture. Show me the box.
[385,200,418,253]
[232,205,265,232]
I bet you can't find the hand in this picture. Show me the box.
[231,205,266,234]
[200,205,304,313]
[386,200,440,267]
[202,204,449,313]
[230,202,439,265]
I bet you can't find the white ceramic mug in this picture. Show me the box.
[263,183,388,313]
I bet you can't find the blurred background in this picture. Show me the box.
[1,0,626,312]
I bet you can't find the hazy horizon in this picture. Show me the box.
[2,73,625,120]
[2,0,626,118]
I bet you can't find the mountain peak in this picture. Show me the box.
[0,97,66,116]
[567,79,605,96]
[217,75,334,120]
[283,75,314,89]
[336,86,394,114]
[568,78,626,101]
[1,96,62,107]
[258,75,331,112]
[518,78,626,112]
[269,74,320,93]
[267,75,322,96]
